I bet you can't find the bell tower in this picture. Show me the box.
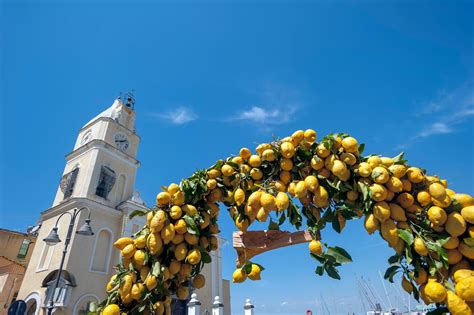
[52,95,140,208]
[17,95,148,315]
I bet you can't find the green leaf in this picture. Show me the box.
[315,266,324,276]
[324,264,341,280]
[463,237,474,247]
[268,219,280,231]
[358,143,365,155]
[129,210,147,219]
[201,251,212,264]
[388,254,401,265]
[398,229,414,245]
[392,152,406,164]
[331,215,341,233]
[183,215,199,235]
[384,265,400,283]
[152,261,161,277]
[327,246,352,264]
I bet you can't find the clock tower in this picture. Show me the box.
[17,97,148,315]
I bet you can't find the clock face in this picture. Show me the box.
[114,133,129,152]
[81,131,92,145]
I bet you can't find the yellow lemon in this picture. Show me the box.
[424,280,447,303]
[239,147,251,159]
[453,194,474,207]
[311,156,324,170]
[193,274,206,289]
[454,270,474,284]
[358,162,372,177]
[280,158,293,171]
[260,193,276,211]
[417,191,431,207]
[176,286,189,300]
[248,264,262,280]
[275,192,290,211]
[427,206,448,226]
[341,136,359,153]
[445,212,467,237]
[388,164,406,178]
[461,206,474,224]
[308,240,323,255]
[370,184,388,202]
[248,155,262,167]
[367,156,382,168]
[402,277,413,293]
[414,237,428,256]
[456,276,474,302]
[381,219,399,247]
[174,243,188,261]
[280,142,296,158]
[372,166,389,184]
[458,242,474,260]
[114,237,134,250]
[373,201,391,222]
[233,268,247,283]
[316,143,330,158]
[121,244,136,259]
[446,291,472,315]
[389,203,407,221]
[406,167,424,183]
[304,129,316,142]
[429,182,447,200]
[414,268,428,285]
[364,214,379,234]
[443,237,460,250]
[234,188,245,206]
[186,249,202,265]
[156,192,171,206]
[103,304,121,315]
[340,153,357,166]
[386,176,403,193]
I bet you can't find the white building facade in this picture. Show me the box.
[16,98,230,315]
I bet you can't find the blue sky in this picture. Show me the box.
[1,1,473,314]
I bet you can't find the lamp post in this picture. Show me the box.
[43,207,94,315]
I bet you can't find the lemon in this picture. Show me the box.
[461,206,474,224]
[341,136,359,153]
[233,268,247,283]
[150,210,166,233]
[133,250,146,266]
[221,164,236,176]
[145,275,158,291]
[453,194,474,207]
[401,179,412,192]
[425,280,447,303]
[443,237,460,250]
[260,193,276,211]
[386,176,403,193]
[308,240,323,255]
[291,130,305,144]
[380,157,394,167]
[185,233,199,245]
[174,243,188,261]
[172,190,185,205]
[114,237,134,250]
[340,153,357,166]
[370,184,388,202]
[103,304,121,315]
[248,155,262,167]
[207,169,221,178]
[364,214,380,234]
[275,192,290,211]
[182,204,197,216]
[280,142,296,158]
[234,188,245,206]
[174,219,187,234]
[262,149,276,162]
[417,191,431,207]
[193,274,206,289]
[414,268,428,285]
[304,175,319,192]
[232,156,244,165]
[388,164,407,178]
[156,192,171,206]
[239,147,251,159]
[324,154,336,170]
[389,203,407,221]
[414,237,429,256]
[454,270,474,284]
[280,158,293,171]
[372,167,389,184]
[169,260,181,275]
[154,301,165,315]
[161,224,175,244]
[331,160,347,177]
[280,171,292,184]
[179,263,192,277]
[295,181,308,198]
[458,242,474,260]
[121,244,136,259]
[313,186,329,208]
[346,190,359,201]
[311,156,324,170]
[248,264,262,280]
[446,291,472,315]
[130,283,145,300]
[406,167,424,183]
[250,168,263,180]
[456,276,474,302]
[235,216,249,232]
[106,275,117,292]
[445,212,467,237]
[381,219,399,247]
[429,182,447,200]
[447,249,463,265]
[396,193,414,209]
[402,277,413,293]
[318,168,331,179]
[358,162,372,177]
[373,201,391,222]
[146,233,163,255]
[177,286,189,300]
[248,191,262,208]
[256,207,269,222]
[367,156,382,168]
[304,129,317,142]
[187,249,202,265]
[427,206,447,226]
[433,194,452,208]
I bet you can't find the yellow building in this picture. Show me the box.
[16,97,230,314]
[0,228,37,314]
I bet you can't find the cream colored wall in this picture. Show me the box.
[222,279,231,315]
[0,230,36,265]
[0,273,24,314]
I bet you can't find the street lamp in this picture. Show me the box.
[43,207,94,315]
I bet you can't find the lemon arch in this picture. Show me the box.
[100,130,474,315]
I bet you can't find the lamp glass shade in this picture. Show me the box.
[43,227,61,246]
[76,219,94,236]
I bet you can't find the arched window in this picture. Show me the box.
[73,294,99,315]
[24,291,41,315]
[116,174,127,202]
[89,228,113,273]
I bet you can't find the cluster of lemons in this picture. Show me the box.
[100,129,473,315]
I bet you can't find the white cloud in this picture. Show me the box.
[418,122,453,138]
[234,106,297,124]
[280,301,288,306]
[153,107,198,125]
